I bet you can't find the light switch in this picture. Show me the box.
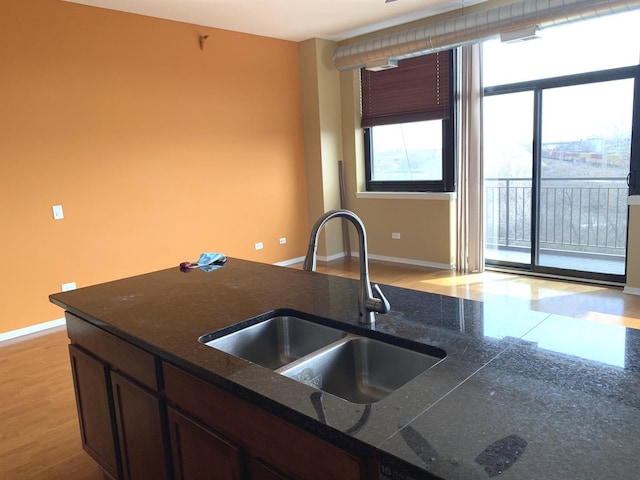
[52,205,64,220]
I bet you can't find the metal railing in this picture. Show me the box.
[485,177,628,257]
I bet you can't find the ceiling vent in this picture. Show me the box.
[364,58,398,71]
[500,25,539,43]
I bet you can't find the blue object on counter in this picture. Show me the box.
[198,252,226,267]
[179,252,227,272]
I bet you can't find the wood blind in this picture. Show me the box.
[361,51,451,128]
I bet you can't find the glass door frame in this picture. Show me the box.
[484,65,640,284]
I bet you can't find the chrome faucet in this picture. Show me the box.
[303,209,390,324]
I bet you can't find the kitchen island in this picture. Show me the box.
[50,258,640,480]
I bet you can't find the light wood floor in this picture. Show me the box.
[311,258,640,330]
[0,328,104,480]
[2,260,639,479]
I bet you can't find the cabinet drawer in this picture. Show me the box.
[66,312,160,391]
[163,362,363,480]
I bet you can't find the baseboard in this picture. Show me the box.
[357,252,455,270]
[319,252,349,263]
[0,318,66,343]
[623,286,640,296]
[274,256,306,267]
[275,252,453,270]
[275,252,348,266]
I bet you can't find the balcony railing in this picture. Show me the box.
[485,177,628,258]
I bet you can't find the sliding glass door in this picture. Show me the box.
[538,80,633,275]
[483,76,635,281]
[482,10,640,282]
[484,92,534,266]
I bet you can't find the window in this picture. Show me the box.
[362,51,455,192]
[482,9,640,283]
[483,10,640,87]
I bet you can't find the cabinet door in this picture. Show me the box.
[111,371,170,480]
[247,457,292,480]
[164,362,363,480]
[168,407,243,480]
[68,345,120,479]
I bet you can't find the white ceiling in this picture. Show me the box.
[61,0,479,42]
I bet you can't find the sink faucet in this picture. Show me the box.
[303,209,390,324]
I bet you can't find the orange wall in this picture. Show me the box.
[0,0,309,333]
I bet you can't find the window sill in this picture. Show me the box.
[356,191,456,201]
[629,195,640,206]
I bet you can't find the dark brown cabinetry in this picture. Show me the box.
[111,371,170,480]
[246,458,293,480]
[68,344,120,479]
[163,362,364,480]
[66,313,169,480]
[66,312,368,480]
[167,407,243,480]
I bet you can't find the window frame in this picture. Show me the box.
[483,58,639,284]
[363,50,457,193]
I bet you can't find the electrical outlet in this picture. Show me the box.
[279,237,287,245]
[61,282,76,292]
[255,242,264,250]
[52,205,64,220]
[392,232,401,239]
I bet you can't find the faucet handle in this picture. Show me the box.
[368,284,391,314]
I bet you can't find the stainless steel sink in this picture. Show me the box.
[202,315,347,370]
[201,312,446,403]
[278,336,442,404]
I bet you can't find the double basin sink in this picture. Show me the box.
[200,311,446,404]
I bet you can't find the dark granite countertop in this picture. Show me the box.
[49,258,640,479]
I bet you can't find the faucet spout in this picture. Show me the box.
[303,209,390,324]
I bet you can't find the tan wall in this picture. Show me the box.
[0,0,308,333]
[296,1,525,269]
[627,204,640,290]
[348,198,455,266]
[299,39,344,258]
[300,38,456,266]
